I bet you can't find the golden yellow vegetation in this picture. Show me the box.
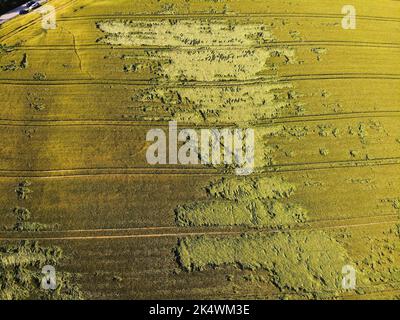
[0,0,399,299]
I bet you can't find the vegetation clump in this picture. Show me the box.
[15,180,33,200]
[0,53,28,71]
[33,73,47,81]
[0,44,14,55]
[11,207,51,232]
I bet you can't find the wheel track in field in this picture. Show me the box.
[0,73,399,86]
[10,40,400,50]
[57,12,400,23]
[3,7,399,43]
[0,216,398,241]
[0,110,399,127]
[0,156,400,178]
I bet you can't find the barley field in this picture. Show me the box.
[0,0,399,300]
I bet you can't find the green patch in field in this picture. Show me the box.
[319,148,329,156]
[358,232,400,290]
[26,92,46,112]
[0,44,14,55]
[0,53,28,71]
[33,72,47,81]
[310,47,327,61]
[134,82,297,123]
[15,180,33,200]
[176,177,307,227]
[96,19,274,47]
[10,207,55,232]
[177,231,351,297]
[0,241,83,300]
[206,176,294,200]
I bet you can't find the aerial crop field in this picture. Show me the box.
[0,0,399,300]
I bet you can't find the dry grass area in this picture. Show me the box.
[0,0,399,299]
